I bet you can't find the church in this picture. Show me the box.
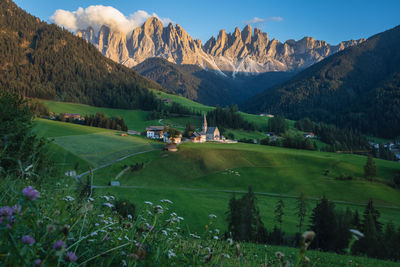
[191,115,220,142]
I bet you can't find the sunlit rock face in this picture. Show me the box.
[77,17,364,75]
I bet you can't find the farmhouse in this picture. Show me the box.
[304,132,315,138]
[146,126,165,139]
[64,113,83,120]
[191,132,206,143]
[163,132,182,144]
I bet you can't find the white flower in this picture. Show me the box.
[102,196,110,201]
[223,254,230,259]
[161,199,173,204]
[127,214,132,220]
[88,239,94,242]
[349,229,364,240]
[178,216,184,221]
[227,238,233,245]
[215,229,220,234]
[63,196,75,202]
[103,203,113,208]
[168,249,176,258]
[109,196,115,200]
[147,211,153,216]
[144,201,153,206]
[98,214,104,217]
[122,260,127,266]
[88,197,94,202]
[209,214,217,219]
[170,212,177,217]
[124,235,129,241]
[94,223,100,227]
[155,205,163,214]
[162,230,168,236]
[190,233,200,239]
[118,237,122,241]
[213,236,219,240]
[90,232,98,237]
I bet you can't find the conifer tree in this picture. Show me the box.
[310,196,336,251]
[364,154,377,180]
[296,192,307,233]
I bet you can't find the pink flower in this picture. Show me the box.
[22,235,35,245]
[22,186,40,201]
[65,251,78,262]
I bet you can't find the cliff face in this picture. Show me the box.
[77,17,364,74]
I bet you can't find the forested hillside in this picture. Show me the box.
[245,25,400,138]
[0,0,162,110]
[134,57,294,106]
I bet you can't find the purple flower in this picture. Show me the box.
[22,186,40,201]
[12,204,21,214]
[22,235,35,245]
[34,259,42,267]
[0,206,13,217]
[53,240,66,251]
[65,251,78,262]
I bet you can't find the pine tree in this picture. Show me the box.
[296,192,307,233]
[274,197,285,231]
[310,196,336,251]
[364,155,377,180]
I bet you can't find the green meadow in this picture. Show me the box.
[33,119,400,237]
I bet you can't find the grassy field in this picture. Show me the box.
[33,119,163,167]
[88,141,400,236]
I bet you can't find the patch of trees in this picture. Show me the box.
[27,98,49,117]
[207,105,257,132]
[225,189,400,261]
[0,92,52,180]
[147,102,200,120]
[267,116,289,134]
[260,134,316,151]
[56,112,128,131]
[373,144,397,161]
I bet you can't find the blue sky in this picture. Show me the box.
[15,0,400,45]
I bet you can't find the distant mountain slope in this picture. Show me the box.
[134,57,295,106]
[77,17,364,74]
[245,25,400,138]
[0,0,161,110]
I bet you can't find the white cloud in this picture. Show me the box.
[50,5,173,35]
[245,16,283,25]
[245,17,265,24]
[267,16,283,22]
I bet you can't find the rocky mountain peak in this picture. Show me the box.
[77,20,365,74]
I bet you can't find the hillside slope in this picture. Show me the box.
[0,0,161,110]
[134,57,294,106]
[245,25,400,138]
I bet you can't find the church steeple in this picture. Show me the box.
[202,114,207,133]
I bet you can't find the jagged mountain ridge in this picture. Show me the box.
[77,17,364,74]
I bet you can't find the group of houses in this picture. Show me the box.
[146,115,224,145]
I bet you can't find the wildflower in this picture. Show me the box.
[34,259,42,267]
[154,205,163,214]
[349,229,364,240]
[209,214,217,219]
[127,214,132,220]
[304,256,310,263]
[53,240,66,251]
[275,251,285,259]
[88,197,94,202]
[102,196,110,201]
[162,230,168,236]
[90,232,98,237]
[147,211,153,216]
[161,199,173,204]
[190,233,200,239]
[63,196,75,202]
[0,206,13,217]
[65,251,78,262]
[302,231,316,242]
[213,236,219,240]
[135,242,142,247]
[168,249,176,258]
[144,201,153,206]
[94,223,100,227]
[223,254,231,259]
[227,238,233,245]
[122,260,127,266]
[22,186,40,201]
[22,235,35,245]
[12,204,21,214]
[103,202,113,208]
[215,229,220,234]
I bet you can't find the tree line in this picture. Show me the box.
[226,187,400,261]
[206,105,257,132]
[56,112,128,131]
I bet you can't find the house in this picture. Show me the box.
[191,132,206,143]
[163,132,182,144]
[146,126,165,139]
[64,113,83,120]
[304,132,315,138]
[127,130,139,135]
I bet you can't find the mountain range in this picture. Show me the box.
[245,25,400,138]
[77,17,364,75]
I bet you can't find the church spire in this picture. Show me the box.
[202,114,207,133]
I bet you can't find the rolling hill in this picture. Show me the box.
[245,25,400,139]
[0,0,161,110]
